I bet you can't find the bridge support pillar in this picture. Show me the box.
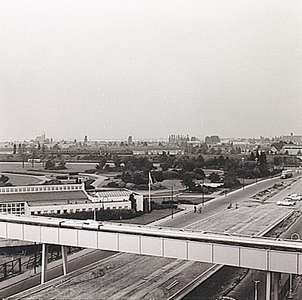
[272,272,280,300]
[289,274,293,299]
[41,243,49,284]
[61,245,68,275]
[266,271,271,300]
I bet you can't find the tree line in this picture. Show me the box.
[92,151,281,190]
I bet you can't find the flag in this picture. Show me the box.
[149,172,153,185]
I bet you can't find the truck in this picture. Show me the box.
[280,169,293,179]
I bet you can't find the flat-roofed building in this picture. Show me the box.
[0,183,143,216]
[281,134,302,145]
[280,145,302,155]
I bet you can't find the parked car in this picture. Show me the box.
[288,193,302,201]
[277,198,296,206]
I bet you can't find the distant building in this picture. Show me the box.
[168,134,189,144]
[280,145,302,155]
[35,133,46,143]
[280,134,302,145]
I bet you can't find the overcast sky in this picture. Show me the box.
[1,1,302,141]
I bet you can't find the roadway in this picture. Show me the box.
[161,175,300,229]
[4,174,302,299]
[0,249,116,299]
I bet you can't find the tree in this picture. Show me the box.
[194,168,205,178]
[196,155,205,167]
[121,171,132,183]
[0,175,10,186]
[132,173,146,185]
[152,171,164,182]
[205,135,220,144]
[209,172,220,183]
[181,173,195,190]
[112,155,121,168]
[45,160,55,170]
[57,160,66,169]
[160,161,172,172]
[273,156,282,167]
[258,152,268,177]
[223,174,240,188]
[249,152,255,161]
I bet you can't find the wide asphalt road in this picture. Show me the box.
[0,249,116,299]
[162,175,298,228]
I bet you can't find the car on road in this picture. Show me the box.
[277,198,296,206]
[288,193,302,201]
[280,169,293,179]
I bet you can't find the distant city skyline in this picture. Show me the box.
[1,1,302,141]
[1,131,301,143]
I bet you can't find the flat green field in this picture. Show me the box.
[0,162,97,173]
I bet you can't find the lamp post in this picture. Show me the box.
[148,172,152,212]
[242,157,245,189]
[288,233,300,298]
[93,192,97,221]
[171,185,174,219]
[202,178,205,206]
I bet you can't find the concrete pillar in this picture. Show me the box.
[288,274,293,299]
[266,271,271,300]
[41,244,49,284]
[61,245,68,275]
[272,272,280,300]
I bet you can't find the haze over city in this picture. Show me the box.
[1,1,302,141]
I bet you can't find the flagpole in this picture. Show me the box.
[148,172,152,212]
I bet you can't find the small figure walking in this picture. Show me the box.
[194,206,197,213]
[198,206,202,213]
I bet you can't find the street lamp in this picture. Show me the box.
[202,178,205,206]
[171,185,174,219]
[288,233,301,298]
[242,157,245,189]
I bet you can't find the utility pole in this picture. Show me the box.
[171,185,174,219]
[242,157,245,189]
[202,178,205,206]
[93,193,97,221]
[148,172,152,212]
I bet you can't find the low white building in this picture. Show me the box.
[0,183,144,216]
[280,145,302,155]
